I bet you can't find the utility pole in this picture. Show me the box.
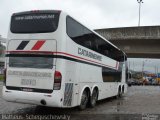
[128,61,130,71]
[137,0,143,26]
[142,60,144,79]
[155,66,159,77]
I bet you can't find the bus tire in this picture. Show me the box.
[116,87,122,98]
[89,88,98,108]
[122,86,125,94]
[79,90,89,110]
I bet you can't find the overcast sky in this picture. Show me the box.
[1,0,160,37]
[128,58,160,73]
[0,0,160,73]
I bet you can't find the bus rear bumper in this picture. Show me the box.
[2,86,63,107]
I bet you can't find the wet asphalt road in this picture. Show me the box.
[1,82,160,120]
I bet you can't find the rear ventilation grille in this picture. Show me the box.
[63,83,73,106]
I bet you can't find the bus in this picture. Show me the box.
[3,10,128,110]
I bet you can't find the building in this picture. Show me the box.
[0,35,6,68]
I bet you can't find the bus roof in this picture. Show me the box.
[11,10,125,56]
[12,10,61,16]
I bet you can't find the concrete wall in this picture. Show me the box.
[95,26,160,58]
[95,26,160,40]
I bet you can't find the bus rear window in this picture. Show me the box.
[9,57,53,69]
[10,12,60,33]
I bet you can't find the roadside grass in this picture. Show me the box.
[0,74,4,81]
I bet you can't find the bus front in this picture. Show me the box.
[2,10,63,107]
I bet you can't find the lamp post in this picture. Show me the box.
[137,0,143,26]
[142,59,147,80]
[142,60,145,79]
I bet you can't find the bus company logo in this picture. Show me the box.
[78,47,102,61]
[16,40,45,50]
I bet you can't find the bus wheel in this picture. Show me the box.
[122,86,125,94]
[117,88,122,98]
[79,90,89,110]
[89,89,98,108]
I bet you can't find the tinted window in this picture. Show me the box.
[9,57,53,69]
[102,63,123,82]
[11,12,60,33]
[66,17,83,38]
[66,16,125,62]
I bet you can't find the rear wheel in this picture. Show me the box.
[89,89,98,108]
[116,87,122,98]
[122,86,125,94]
[79,90,89,110]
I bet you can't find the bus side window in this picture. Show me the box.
[84,41,92,49]
[103,50,109,56]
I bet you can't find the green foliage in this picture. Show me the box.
[0,74,3,81]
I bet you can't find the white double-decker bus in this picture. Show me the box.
[3,10,128,110]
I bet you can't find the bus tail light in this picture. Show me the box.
[3,69,6,85]
[53,71,62,90]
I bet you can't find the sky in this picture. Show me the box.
[1,0,160,37]
[0,0,160,73]
[128,58,160,73]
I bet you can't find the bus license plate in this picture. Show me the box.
[21,79,36,86]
